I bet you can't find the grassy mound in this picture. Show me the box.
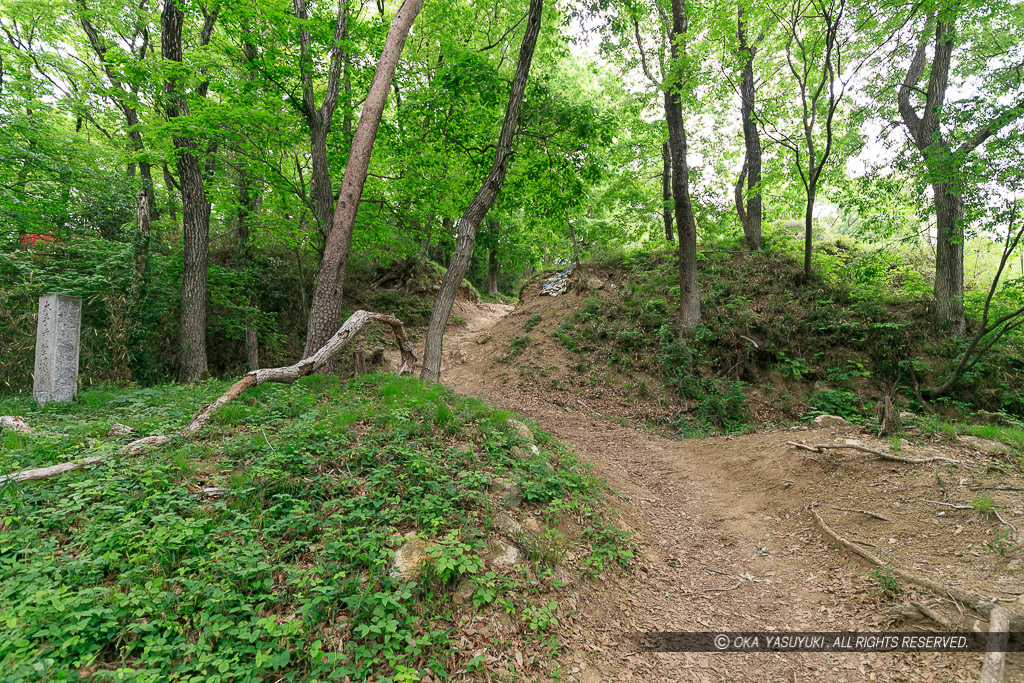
[0,376,629,681]
[553,243,1024,435]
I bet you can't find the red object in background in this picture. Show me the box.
[19,233,58,247]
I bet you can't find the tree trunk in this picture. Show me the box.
[662,140,674,241]
[488,247,500,296]
[303,0,425,359]
[933,181,965,334]
[803,186,816,277]
[162,0,210,382]
[665,0,700,332]
[420,0,544,382]
[737,6,763,251]
[734,159,747,233]
[163,163,179,224]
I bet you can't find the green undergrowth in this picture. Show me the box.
[555,240,1024,435]
[0,375,627,681]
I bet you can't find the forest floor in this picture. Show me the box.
[425,291,1024,682]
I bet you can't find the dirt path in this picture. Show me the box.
[436,299,1021,682]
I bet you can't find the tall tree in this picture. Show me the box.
[897,9,1024,335]
[293,0,349,245]
[420,0,544,382]
[162,0,218,381]
[303,0,425,358]
[761,0,847,279]
[666,0,700,330]
[735,4,762,250]
[76,0,158,213]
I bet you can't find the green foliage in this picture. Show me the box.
[0,375,620,679]
[805,389,864,421]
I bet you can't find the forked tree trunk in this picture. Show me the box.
[737,6,763,251]
[420,0,544,382]
[665,0,700,332]
[293,0,349,246]
[162,0,213,382]
[303,0,425,359]
[662,141,674,241]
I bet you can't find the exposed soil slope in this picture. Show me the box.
[437,279,1024,682]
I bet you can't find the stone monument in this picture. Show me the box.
[33,294,82,405]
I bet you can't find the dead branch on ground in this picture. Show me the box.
[787,441,960,464]
[811,508,1024,632]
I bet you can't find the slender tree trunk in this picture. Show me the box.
[803,186,816,277]
[303,0,425,359]
[662,140,674,241]
[309,118,334,243]
[933,182,965,334]
[163,163,179,225]
[237,159,260,371]
[293,0,349,248]
[737,6,762,251]
[488,248,500,296]
[420,0,544,382]
[162,0,210,382]
[127,188,151,337]
[665,0,700,332]
[735,159,747,233]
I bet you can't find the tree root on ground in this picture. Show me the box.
[811,508,1024,632]
[787,441,960,465]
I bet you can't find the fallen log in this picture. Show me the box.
[184,310,416,435]
[0,311,416,485]
[0,457,103,485]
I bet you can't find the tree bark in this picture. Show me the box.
[662,140,674,241]
[420,0,544,382]
[734,159,747,234]
[737,6,763,251]
[488,247,500,296]
[162,0,213,382]
[665,0,700,332]
[803,186,816,276]
[303,0,426,359]
[933,181,965,334]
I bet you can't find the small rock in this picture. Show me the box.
[506,418,534,443]
[494,512,522,534]
[898,411,916,422]
[107,423,137,437]
[0,416,33,433]
[586,277,605,290]
[391,538,428,581]
[813,415,849,428]
[957,435,1010,456]
[1007,559,1021,574]
[489,610,514,632]
[523,517,541,534]
[488,478,521,501]
[476,335,491,345]
[485,539,521,568]
[454,578,476,605]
